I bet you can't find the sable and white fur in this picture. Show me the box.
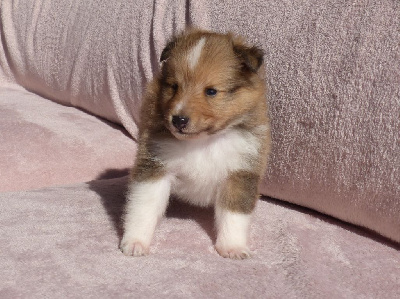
[121,29,271,259]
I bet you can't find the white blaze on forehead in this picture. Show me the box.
[187,37,206,70]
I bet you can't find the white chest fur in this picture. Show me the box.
[153,129,261,207]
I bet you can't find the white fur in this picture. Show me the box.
[121,128,263,258]
[121,177,171,256]
[215,208,252,259]
[187,37,206,70]
[173,101,184,115]
[154,128,261,207]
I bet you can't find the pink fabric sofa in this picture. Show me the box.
[1,1,399,297]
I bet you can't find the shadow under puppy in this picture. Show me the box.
[121,29,271,259]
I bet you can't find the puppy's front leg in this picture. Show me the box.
[120,177,171,256]
[215,171,260,259]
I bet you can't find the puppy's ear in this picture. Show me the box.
[233,43,264,73]
[160,40,176,62]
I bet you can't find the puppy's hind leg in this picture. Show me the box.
[120,177,171,256]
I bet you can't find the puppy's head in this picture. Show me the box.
[159,29,265,140]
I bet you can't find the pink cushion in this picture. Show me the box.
[1,177,399,297]
[0,86,135,192]
[0,1,399,243]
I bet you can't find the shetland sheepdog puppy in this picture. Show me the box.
[120,29,271,259]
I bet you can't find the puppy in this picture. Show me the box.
[120,29,271,259]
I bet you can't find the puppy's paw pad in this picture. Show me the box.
[216,246,251,260]
[120,240,149,257]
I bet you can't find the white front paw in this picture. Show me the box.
[215,210,252,259]
[120,239,150,257]
[215,244,251,260]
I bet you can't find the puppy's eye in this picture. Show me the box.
[205,88,217,97]
[171,83,178,91]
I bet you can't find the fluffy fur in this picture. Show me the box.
[121,29,271,259]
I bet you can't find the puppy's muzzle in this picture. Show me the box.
[172,115,189,130]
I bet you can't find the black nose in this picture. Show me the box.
[172,115,189,130]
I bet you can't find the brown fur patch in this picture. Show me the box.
[129,81,167,183]
[219,171,261,214]
[130,146,165,183]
